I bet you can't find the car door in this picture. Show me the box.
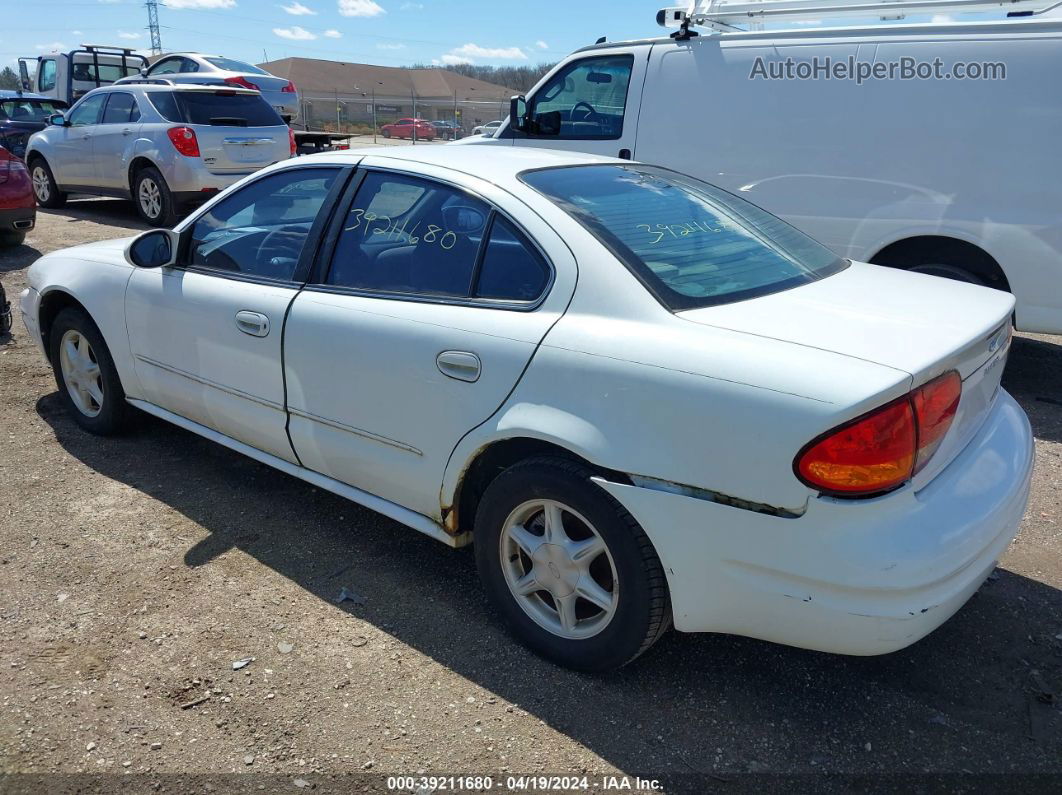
[92,91,141,190]
[51,92,107,185]
[500,50,647,160]
[124,164,350,462]
[283,162,576,519]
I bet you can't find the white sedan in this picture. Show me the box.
[20,147,1033,671]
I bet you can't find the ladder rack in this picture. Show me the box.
[657,0,1062,34]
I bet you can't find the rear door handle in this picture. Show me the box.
[436,350,481,382]
[234,310,270,337]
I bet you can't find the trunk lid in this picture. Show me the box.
[680,261,1015,487]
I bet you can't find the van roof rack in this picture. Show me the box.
[657,0,1062,37]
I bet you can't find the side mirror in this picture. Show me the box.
[48,114,67,127]
[125,229,177,269]
[509,95,527,133]
[140,67,148,76]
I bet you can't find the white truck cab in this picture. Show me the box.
[19,45,147,107]
[482,0,1062,334]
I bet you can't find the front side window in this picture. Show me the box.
[39,60,57,92]
[101,92,139,124]
[527,55,633,140]
[521,165,846,310]
[68,93,106,127]
[327,172,490,298]
[187,168,340,282]
[149,58,183,76]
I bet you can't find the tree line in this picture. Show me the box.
[0,67,21,91]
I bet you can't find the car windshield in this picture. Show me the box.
[205,57,269,75]
[521,164,847,310]
[0,99,66,121]
[149,91,283,127]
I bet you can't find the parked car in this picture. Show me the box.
[0,90,68,159]
[486,4,1062,334]
[117,53,299,123]
[431,120,462,140]
[380,118,436,141]
[25,83,293,227]
[19,147,1032,671]
[0,145,34,247]
[471,120,502,137]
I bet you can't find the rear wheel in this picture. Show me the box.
[382,129,391,138]
[29,158,66,209]
[0,230,26,248]
[133,166,177,228]
[474,457,671,671]
[48,307,130,435]
[907,263,986,285]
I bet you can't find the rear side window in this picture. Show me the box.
[521,164,845,310]
[474,218,550,301]
[101,92,140,124]
[528,55,633,140]
[147,91,181,121]
[176,92,282,127]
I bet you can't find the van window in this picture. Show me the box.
[528,55,633,140]
[39,59,57,92]
[522,164,846,310]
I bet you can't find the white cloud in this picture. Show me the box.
[338,0,385,16]
[72,30,84,36]
[400,2,423,8]
[376,42,405,50]
[444,43,527,62]
[440,54,473,66]
[35,42,67,52]
[281,1,316,14]
[274,25,317,40]
[324,29,342,38]
[118,31,142,39]
[166,0,237,8]
[535,40,548,49]
[97,0,123,4]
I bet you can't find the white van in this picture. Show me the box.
[476,0,1062,334]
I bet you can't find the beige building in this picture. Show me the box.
[258,57,516,133]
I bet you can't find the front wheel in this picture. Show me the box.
[133,166,177,228]
[474,457,671,671]
[382,129,391,139]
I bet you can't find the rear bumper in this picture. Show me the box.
[0,205,35,233]
[597,390,1034,655]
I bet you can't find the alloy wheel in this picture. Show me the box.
[138,178,162,220]
[32,166,50,203]
[58,330,104,418]
[499,499,619,640]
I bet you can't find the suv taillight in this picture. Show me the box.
[288,127,296,157]
[795,371,961,496]
[281,80,297,94]
[167,126,200,157]
[224,75,260,91]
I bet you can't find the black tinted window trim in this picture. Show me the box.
[310,167,555,312]
[517,163,849,312]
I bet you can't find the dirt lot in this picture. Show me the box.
[1,200,1061,792]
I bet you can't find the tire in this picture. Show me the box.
[29,158,67,209]
[133,166,177,228]
[0,230,26,248]
[48,307,130,435]
[474,456,671,672]
[382,129,391,139]
[907,263,986,286]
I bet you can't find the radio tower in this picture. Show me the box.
[146,0,162,55]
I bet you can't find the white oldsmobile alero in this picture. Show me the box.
[20,147,1033,671]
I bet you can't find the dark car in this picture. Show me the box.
[0,90,68,160]
[0,144,34,247]
[431,120,462,140]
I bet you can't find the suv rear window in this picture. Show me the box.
[521,164,846,310]
[147,91,282,127]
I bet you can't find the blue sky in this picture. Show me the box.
[1,0,662,69]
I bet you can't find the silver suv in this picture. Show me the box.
[25,83,292,226]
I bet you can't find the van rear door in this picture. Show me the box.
[500,44,650,160]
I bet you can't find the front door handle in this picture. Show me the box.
[234,310,270,337]
[436,350,481,382]
[122,127,133,136]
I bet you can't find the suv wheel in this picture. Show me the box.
[30,158,67,209]
[133,166,177,227]
[474,457,671,671]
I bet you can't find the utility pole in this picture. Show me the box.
[145,0,162,56]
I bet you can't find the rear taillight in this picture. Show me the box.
[281,80,297,94]
[795,371,961,496]
[224,75,260,91]
[288,127,296,157]
[167,126,200,157]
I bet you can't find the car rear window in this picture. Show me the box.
[520,164,846,310]
[205,57,268,75]
[147,90,283,127]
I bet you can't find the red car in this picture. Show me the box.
[0,145,34,248]
[380,118,436,141]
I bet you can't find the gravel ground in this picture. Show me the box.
[1,201,1060,793]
